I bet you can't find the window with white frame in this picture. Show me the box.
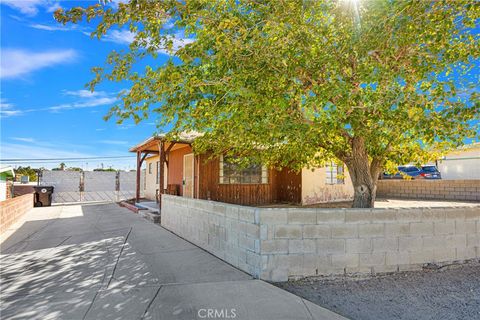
[148,163,152,174]
[219,155,268,184]
[156,161,160,184]
[325,162,345,185]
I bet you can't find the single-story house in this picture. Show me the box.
[130,133,353,208]
[0,166,15,202]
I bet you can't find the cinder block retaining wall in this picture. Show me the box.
[0,193,34,234]
[162,195,480,282]
[377,179,480,201]
[260,206,479,281]
[162,195,263,277]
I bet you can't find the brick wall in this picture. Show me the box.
[161,195,480,282]
[6,181,13,199]
[13,184,35,197]
[377,179,480,201]
[0,193,34,233]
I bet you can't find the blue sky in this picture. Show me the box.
[0,0,174,170]
[1,1,478,170]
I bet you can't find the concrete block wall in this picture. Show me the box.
[377,179,480,201]
[161,195,480,282]
[259,206,480,281]
[0,193,34,233]
[162,195,263,277]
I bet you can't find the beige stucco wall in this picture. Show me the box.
[144,155,167,201]
[301,167,354,205]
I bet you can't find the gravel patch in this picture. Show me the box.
[259,198,480,208]
[276,261,480,320]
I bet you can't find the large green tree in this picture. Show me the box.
[14,166,38,182]
[56,0,479,207]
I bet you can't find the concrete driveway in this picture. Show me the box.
[0,203,345,320]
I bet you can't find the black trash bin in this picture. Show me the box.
[33,186,54,207]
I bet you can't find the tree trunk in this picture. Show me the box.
[343,137,382,208]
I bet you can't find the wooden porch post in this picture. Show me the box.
[135,151,141,202]
[159,141,165,211]
[195,154,199,199]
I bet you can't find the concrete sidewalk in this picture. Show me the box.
[0,203,346,320]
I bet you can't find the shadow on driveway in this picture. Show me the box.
[1,203,346,320]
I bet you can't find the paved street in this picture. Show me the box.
[0,203,345,320]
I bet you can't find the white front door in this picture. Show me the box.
[183,153,194,198]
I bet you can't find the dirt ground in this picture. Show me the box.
[276,260,480,320]
[259,198,480,208]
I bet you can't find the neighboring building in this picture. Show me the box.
[131,134,353,207]
[0,166,15,201]
[437,143,480,180]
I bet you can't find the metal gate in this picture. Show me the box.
[118,171,137,200]
[83,171,117,202]
[39,171,82,203]
[39,170,143,204]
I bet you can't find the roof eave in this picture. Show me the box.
[129,136,196,153]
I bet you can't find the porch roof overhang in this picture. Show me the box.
[0,166,15,178]
[129,132,203,153]
[131,131,202,204]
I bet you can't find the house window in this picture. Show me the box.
[156,161,160,184]
[148,163,152,174]
[326,162,345,185]
[219,155,268,184]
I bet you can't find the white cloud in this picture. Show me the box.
[0,98,24,117]
[63,89,107,98]
[29,22,90,34]
[163,19,175,30]
[103,30,136,45]
[1,0,58,17]
[45,2,61,13]
[108,0,129,9]
[0,98,13,109]
[1,142,93,159]
[98,140,129,145]
[11,137,36,143]
[30,23,70,32]
[160,35,195,55]
[0,109,23,117]
[1,90,117,117]
[9,15,25,22]
[1,0,44,16]
[102,29,195,55]
[1,48,78,79]
[117,123,135,130]
[48,96,117,112]
[48,89,119,112]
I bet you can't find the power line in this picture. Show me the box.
[3,160,135,165]
[1,156,135,162]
